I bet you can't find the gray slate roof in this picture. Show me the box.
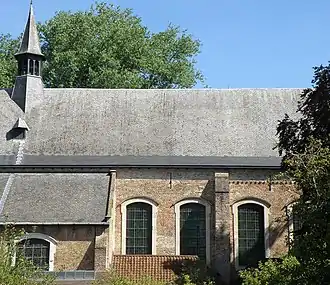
[3,88,301,157]
[0,174,9,198]
[0,174,109,223]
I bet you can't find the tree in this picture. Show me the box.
[268,63,330,284]
[0,34,19,88]
[277,62,330,158]
[0,224,54,285]
[240,140,330,285]
[0,1,204,89]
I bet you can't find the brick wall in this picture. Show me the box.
[22,225,106,271]
[114,169,215,255]
[114,168,297,261]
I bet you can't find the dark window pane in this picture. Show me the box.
[292,205,303,234]
[126,202,152,254]
[17,238,50,270]
[180,203,206,260]
[29,59,34,75]
[34,61,40,76]
[238,204,265,267]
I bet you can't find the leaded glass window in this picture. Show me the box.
[17,238,50,270]
[238,203,265,267]
[180,203,206,259]
[126,202,152,254]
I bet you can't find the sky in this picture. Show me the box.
[1,0,330,88]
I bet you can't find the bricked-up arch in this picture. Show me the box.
[232,200,270,269]
[174,199,211,264]
[121,198,158,255]
[15,233,57,271]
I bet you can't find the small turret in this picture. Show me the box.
[11,1,45,112]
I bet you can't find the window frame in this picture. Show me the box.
[14,233,57,271]
[121,198,158,255]
[286,201,302,246]
[174,198,211,265]
[232,200,270,270]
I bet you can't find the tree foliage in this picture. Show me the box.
[0,34,19,88]
[277,62,330,158]
[0,1,203,89]
[0,224,54,285]
[239,256,300,285]
[241,140,330,285]
[242,64,330,284]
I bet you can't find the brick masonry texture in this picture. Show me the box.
[112,255,199,281]
[4,167,297,278]
[115,169,215,255]
[20,225,106,271]
[114,168,298,261]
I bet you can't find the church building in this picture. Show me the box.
[0,3,301,284]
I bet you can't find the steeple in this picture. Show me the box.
[14,1,45,76]
[11,2,44,113]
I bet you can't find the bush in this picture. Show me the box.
[0,224,54,285]
[239,255,300,285]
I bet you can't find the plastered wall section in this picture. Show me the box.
[114,168,298,259]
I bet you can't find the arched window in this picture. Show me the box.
[238,204,265,266]
[17,238,50,270]
[232,200,270,269]
[175,199,211,264]
[15,233,57,271]
[121,198,158,255]
[180,203,206,258]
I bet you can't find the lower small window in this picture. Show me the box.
[17,238,50,270]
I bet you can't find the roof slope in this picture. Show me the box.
[0,173,109,223]
[0,90,24,155]
[20,88,301,157]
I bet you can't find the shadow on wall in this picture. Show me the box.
[77,241,95,270]
[230,220,289,285]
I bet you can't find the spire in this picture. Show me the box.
[11,1,44,113]
[15,2,44,57]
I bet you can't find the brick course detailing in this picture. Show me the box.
[213,172,231,285]
[112,255,199,281]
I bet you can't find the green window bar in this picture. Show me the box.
[180,203,206,259]
[238,204,265,267]
[126,202,152,254]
